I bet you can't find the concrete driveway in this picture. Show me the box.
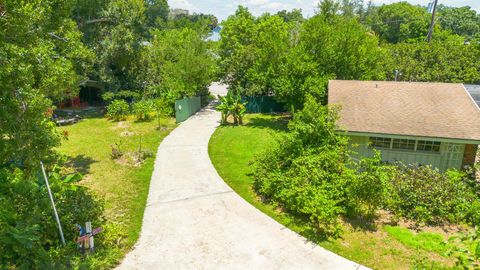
[117,84,367,270]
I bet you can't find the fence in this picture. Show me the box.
[242,96,285,113]
[175,96,201,123]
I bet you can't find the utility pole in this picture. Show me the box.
[426,0,438,42]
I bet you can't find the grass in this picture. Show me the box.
[208,113,454,270]
[384,225,449,255]
[58,114,176,264]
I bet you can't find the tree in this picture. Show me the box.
[437,5,480,39]
[276,9,304,22]
[140,28,216,106]
[366,2,430,43]
[385,37,480,83]
[1,0,93,172]
[219,6,257,90]
[300,15,385,81]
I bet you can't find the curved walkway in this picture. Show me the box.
[117,86,367,270]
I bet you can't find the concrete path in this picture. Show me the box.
[117,84,367,270]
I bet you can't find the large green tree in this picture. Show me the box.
[366,2,430,43]
[1,0,93,172]
[140,28,217,105]
[385,36,480,83]
[437,5,480,39]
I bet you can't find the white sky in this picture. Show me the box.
[168,0,480,21]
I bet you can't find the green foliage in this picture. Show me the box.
[386,166,480,225]
[446,227,480,269]
[0,167,103,268]
[140,28,216,107]
[253,96,387,235]
[365,2,430,43]
[0,0,93,173]
[106,99,130,121]
[216,92,247,125]
[132,99,154,121]
[219,6,385,110]
[438,5,480,39]
[385,38,480,83]
[347,151,391,217]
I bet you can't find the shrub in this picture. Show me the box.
[386,165,480,225]
[0,167,103,268]
[253,96,360,236]
[446,227,480,269]
[106,100,129,121]
[346,151,391,218]
[153,98,173,128]
[216,92,247,125]
[132,100,154,121]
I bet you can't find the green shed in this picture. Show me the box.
[328,80,480,171]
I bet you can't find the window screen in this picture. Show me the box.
[392,139,416,150]
[416,141,441,152]
[369,137,392,148]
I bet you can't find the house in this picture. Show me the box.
[328,80,480,171]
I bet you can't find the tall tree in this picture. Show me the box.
[140,28,217,105]
[219,6,258,90]
[437,5,480,39]
[365,2,430,43]
[0,0,93,172]
[385,37,480,83]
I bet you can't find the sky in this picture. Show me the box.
[168,0,480,21]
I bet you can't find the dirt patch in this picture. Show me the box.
[120,131,134,137]
[374,210,466,236]
[114,152,148,167]
[112,121,130,130]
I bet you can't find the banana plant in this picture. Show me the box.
[216,92,247,125]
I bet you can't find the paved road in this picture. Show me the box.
[117,84,367,270]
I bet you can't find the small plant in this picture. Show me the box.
[445,227,480,269]
[106,100,129,121]
[216,92,247,125]
[153,97,173,129]
[132,99,154,121]
[110,140,124,159]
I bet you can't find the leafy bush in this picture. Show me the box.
[346,151,391,218]
[446,227,480,269]
[106,99,130,121]
[0,167,103,268]
[132,100,154,121]
[386,165,480,225]
[253,96,388,235]
[216,92,247,125]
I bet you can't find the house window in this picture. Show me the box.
[369,137,392,148]
[392,139,416,150]
[416,140,441,152]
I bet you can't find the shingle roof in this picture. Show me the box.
[328,80,480,142]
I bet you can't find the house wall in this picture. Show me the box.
[349,136,466,171]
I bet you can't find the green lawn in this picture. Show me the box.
[58,114,176,264]
[208,114,454,270]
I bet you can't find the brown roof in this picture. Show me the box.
[328,80,480,142]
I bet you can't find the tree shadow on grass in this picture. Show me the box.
[244,114,290,132]
[64,154,97,175]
